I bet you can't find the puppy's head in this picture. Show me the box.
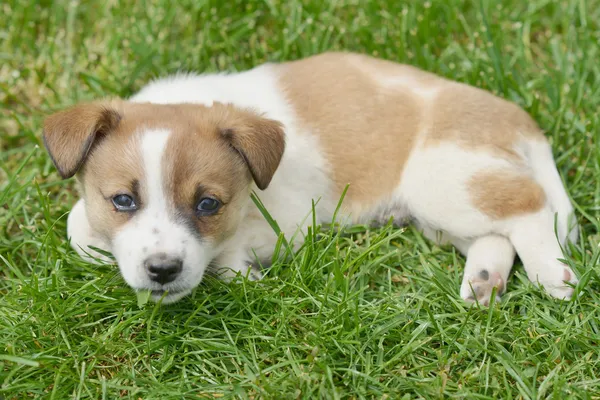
[43,101,285,302]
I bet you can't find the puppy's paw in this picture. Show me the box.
[460,269,505,306]
[538,265,578,300]
[248,262,265,280]
[213,263,263,282]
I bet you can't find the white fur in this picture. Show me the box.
[526,140,579,245]
[398,143,511,237]
[504,207,577,298]
[67,61,579,304]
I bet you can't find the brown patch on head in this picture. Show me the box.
[162,103,284,242]
[277,52,422,214]
[469,170,546,219]
[42,99,144,239]
[78,106,145,240]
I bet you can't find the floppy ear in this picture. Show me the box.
[221,112,286,190]
[43,102,122,179]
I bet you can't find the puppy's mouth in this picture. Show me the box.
[151,288,182,296]
[149,288,192,303]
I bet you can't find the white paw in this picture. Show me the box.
[460,269,505,306]
[67,199,113,264]
[248,265,263,281]
[537,266,578,300]
[212,263,263,282]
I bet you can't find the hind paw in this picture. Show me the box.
[460,270,505,306]
[537,266,578,300]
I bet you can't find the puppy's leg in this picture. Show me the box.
[419,225,514,304]
[505,206,578,299]
[67,199,113,263]
[400,144,576,300]
[459,235,515,305]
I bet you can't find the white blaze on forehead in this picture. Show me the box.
[141,129,171,210]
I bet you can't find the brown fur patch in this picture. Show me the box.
[469,170,546,219]
[427,83,545,160]
[78,101,147,239]
[163,103,282,242]
[277,52,422,214]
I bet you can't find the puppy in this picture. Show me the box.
[43,52,579,304]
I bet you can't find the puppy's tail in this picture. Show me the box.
[526,138,578,247]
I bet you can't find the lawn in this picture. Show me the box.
[1,0,600,398]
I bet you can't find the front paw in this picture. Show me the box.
[248,264,264,281]
[212,262,263,282]
[67,199,113,264]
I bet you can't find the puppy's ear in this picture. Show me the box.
[221,112,285,190]
[43,101,122,179]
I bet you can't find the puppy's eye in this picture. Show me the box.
[112,194,137,211]
[195,197,221,215]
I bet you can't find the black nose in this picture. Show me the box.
[144,253,183,284]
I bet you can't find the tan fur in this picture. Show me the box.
[163,104,284,242]
[427,84,545,160]
[277,53,421,214]
[45,101,284,243]
[469,171,546,218]
[276,52,546,216]
[348,52,546,153]
[348,53,444,87]
[82,133,144,240]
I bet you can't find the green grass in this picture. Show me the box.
[1,0,600,398]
